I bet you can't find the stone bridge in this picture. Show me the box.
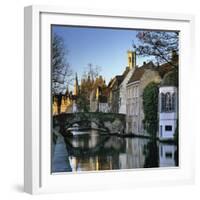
[53,112,126,134]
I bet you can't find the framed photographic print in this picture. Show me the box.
[24,5,195,194]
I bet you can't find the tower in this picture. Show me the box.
[127,51,136,70]
[73,73,79,96]
[96,86,99,101]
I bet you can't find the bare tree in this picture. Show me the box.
[82,63,101,81]
[133,31,179,68]
[52,33,73,94]
[77,63,102,112]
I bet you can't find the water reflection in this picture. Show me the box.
[52,130,178,173]
[159,144,178,167]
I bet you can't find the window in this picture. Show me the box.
[165,152,172,158]
[160,145,163,157]
[161,92,176,112]
[161,93,165,112]
[165,92,171,111]
[165,125,172,131]
[135,101,138,115]
[119,97,121,106]
[136,86,139,97]
[160,125,163,137]
[134,121,137,130]
[128,122,132,131]
[172,92,176,111]
[129,57,132,64]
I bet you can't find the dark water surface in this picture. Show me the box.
[52,130,178,173]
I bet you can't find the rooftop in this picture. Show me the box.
[161,70,178,87]
[128,61,155,84]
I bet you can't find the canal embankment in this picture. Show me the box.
[52,129,72,173]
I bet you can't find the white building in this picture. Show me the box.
[119,51,136,114]
[159,71,178,140]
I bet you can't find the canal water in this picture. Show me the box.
[52,130,178,173]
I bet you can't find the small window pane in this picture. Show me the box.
[165,125,172,131]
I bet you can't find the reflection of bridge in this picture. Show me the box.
[64,135,126,157]
[64,135,110,156]
[53,112,126,134]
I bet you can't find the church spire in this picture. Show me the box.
[74,73,79,96]
[65,86,69,96]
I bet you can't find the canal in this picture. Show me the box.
[52,130,178,173]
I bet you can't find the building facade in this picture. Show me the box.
[107,75,124,113]
[126,62,162,134]
[90,85,109,112]
[158,71,178,139]
[119,51,136,114]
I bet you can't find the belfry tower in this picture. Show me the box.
[127,50,136,70]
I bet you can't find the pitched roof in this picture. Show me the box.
[108,67,130,89]
[115,75,124,86]
[128,62,155,84]
[161,70,178,87]
[122,67,130,79]
[158,62,174,78]
[127,60,176,84]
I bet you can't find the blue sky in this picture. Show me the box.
[52,25,147,86]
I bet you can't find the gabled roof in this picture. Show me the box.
[122,67,130,79]
[128,61,155,84]
[161,70,178,87]
[127,60,177,85]
[115,75,124,86]
[158,62,174,78]
[108,66,131,90]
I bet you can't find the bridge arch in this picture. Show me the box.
[65,119,109,132]
[53,112,126,135]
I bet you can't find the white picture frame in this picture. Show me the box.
[24,5,195,194]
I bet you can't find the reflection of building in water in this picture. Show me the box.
[61,133,178,172]
[69,156,117,172]
[119,138,148,169]
[159,70,178,140]
[67,134,126,171]
[159,144,177,167]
